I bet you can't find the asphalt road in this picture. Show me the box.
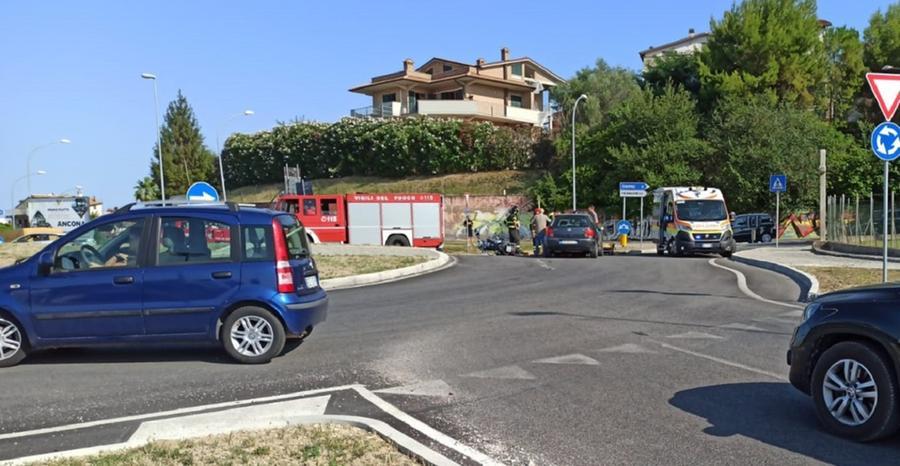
[2,253,899,465]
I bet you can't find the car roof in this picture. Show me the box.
[108,202,285,224]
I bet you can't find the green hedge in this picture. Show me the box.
[223,118,538,189]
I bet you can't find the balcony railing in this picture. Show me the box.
[349,102,402,118]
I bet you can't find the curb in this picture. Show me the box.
[731,253,819,302]
[320,251,454,291]
[811,241,900,263]
[3,414,456,466]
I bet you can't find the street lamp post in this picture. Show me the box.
[571,94,588,212]
[141,73,166,203]
[11,170,47,224]
[216,110,254,201]
[26,139,69,195]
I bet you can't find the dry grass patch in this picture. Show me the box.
[41,424,418,466]
[0,243,44,268]
[229,170,541,203]
[315,255,428,280]
[799,266,900,293]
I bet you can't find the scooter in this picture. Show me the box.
[476,231,522,256]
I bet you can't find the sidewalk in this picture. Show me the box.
[736,244,900,270]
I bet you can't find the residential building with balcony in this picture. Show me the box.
[349,47,564,128]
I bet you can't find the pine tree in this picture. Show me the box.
[144,90,216,199]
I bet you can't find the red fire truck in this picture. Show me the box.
[274,193,444,248]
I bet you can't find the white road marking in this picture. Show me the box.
[374,379,453,397]
[129,395,331,442]
[665,331,725,340]
[780,310,803,318]
[597,344,657,354]
[461,365,536,380]
[708,258,803,309]
[652,340,787,381]
[0,384,361,442]
[532,353,600,365]
[353,386,505,466]
[534,259,554,271]
[719,322,767,332]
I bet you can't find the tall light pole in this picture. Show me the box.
[141,73,166,203]
[216,110,254,201]
[571,94,588,212]
[26,139,69,195]
[11,170,47,223]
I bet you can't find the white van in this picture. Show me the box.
[653,187,736,257]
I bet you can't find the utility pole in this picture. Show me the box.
[819,149,827,242]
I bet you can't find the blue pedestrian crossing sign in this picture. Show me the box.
[871,122,900,162]
[769,174,787,193]
[616,220,632,236]
[186,182,220,202]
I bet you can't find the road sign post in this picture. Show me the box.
[769,175,787,248]
[867,72,900,282]
[639,196,644,251]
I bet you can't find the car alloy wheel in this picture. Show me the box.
[0,318,22,361]
[823,358,878,426]
[230,315,275,357]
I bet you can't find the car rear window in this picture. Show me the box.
[553,216,591,228]
[277,215,310,259]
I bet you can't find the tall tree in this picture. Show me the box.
[821,26,866,128]
[133,176,160,201]
[642,52,701,99]
[550,58,641,129]
[143,90,216,198]
[699,0,826,109]
[863,4,900,72]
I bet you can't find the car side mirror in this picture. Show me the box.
[37,251,54,276]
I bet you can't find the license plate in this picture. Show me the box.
[305,276,319,288]
[701,243,713,248]
[560,240,577,245]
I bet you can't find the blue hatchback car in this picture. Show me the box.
[0,202,327,367]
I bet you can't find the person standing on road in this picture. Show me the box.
[587,205,599,225]
[506,205,521,245]
[462,213,476,249]
[531,207,550,256]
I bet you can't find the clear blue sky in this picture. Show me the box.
[1,0,893,209]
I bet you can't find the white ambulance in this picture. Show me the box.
[653,187,736,257]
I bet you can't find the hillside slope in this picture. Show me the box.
[229,170,541,202]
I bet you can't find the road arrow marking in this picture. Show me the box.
[597,343,657,354]
[665,331,725,340]
[461,365,536,380]
[532,353,600,365]
[374,380,453,397]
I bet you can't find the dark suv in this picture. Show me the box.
[788,284,900,441]
[732,213,776,243]
[0,202,327,367]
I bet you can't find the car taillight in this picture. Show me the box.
[272,218,296,294]
[546,227,554,237]
[585,227,595,238]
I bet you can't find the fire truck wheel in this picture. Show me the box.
[386,235,410,247]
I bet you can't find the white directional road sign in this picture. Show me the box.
[186,181,220,202]
[866,73,900,122]
[871,122,900,162]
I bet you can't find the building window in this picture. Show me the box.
[408,91,419,112]
[381,93,396,103]
[511,63,523,76]
[440,90,463,100]
[510,95,523,108]
[443,64,452,72]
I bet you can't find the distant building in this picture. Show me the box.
[638,29,709,69]
[12,194,94,232]
[349,47,564,128]
[639,20,832,69]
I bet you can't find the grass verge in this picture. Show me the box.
[798,266,900,293]
[229,170,541,203]
[41,424,418,466]
[315,255,429,280]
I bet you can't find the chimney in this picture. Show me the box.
[688,28,695,38]
[501,47,510,61]
[403,58,414,73]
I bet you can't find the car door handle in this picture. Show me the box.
[211,271,232,279]
[113,276,134,285]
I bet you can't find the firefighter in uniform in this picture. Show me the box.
[506,205,521,246]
